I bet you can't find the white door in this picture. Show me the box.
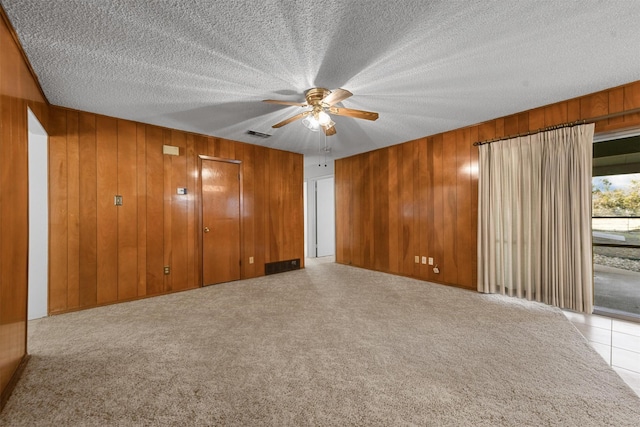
[28,108,48,320]
[315,177,335,257]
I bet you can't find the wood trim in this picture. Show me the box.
[475,107,640,146]
[0,354,29,412]
[0,5,49,104]
[198,154,241,164]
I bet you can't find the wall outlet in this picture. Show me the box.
[421,256,427,264]
[163,266,170,275]
[249,256,254,264]
[414,255,419,264]
[428,257,434,265]
[114,195,123,206]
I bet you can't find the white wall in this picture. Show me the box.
[28,108,48,320]
[315,177,335,257]
[304,159,336,258]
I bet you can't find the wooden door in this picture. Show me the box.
[201,159,241,285]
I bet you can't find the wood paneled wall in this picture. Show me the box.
[0,9,48,408]
[336,81,640,290]
[48,107,304,313]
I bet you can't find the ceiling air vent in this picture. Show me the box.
[247,130,272,138]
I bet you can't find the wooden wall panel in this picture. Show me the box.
[387,146,400,274]
[420,139,433,280]
[241,144,256,276]
[0,8,48,407]
[96,115,118,304]
[429,135,444,283]
[335,80,640,291]
[78,112,97,307]
[169,130,188,291]
[66,112,80,309]
[372,150,389,272]
[455,129,473,287]
[400,143,414,275]
[441,132,458,285]
[45,107,304,314]
[48,108,68,312]
[145,126,164,296]
[136,124,147,297]
[117,120,138,300]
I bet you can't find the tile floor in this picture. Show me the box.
[563,310,640,397]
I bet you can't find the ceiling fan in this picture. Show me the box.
[263,88,379,136]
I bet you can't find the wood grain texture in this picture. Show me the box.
[117,120,138,300]
[430,135,444,283]
[145,125,164,295]
[169,130,188,290]
[66,111,80,309]
[48,108,69,312]
[136,124,147,296]
[95,115,118,304]
[44,109,303,313]
[387,146,400,274]
[336,80,640,291]
[201,159,241,285]
[442,132,458,285]
[78,112,97,307]
[0,10,47,405]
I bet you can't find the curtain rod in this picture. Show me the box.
[473,107,640,147]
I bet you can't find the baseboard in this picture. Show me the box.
[0,354,30,413]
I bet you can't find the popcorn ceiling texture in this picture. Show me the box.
[3,1,640,161]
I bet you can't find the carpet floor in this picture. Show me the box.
[1,260,639,426]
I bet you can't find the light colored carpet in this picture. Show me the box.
[2,260,639,426]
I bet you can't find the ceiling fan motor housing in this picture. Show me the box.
[305,88,331,107]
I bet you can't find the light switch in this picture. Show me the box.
[421,256,427,264]
[428,257,434,265]
[414,256,419,264]
[249,256,254,264]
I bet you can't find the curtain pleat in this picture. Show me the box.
[477,124,594,313]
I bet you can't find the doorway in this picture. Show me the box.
[201,158,241,286]
[315,177,335,257]
[27,107,48,320]
[592,134,640,319]
[306,176,335,257]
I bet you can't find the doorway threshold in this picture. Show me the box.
[593,306,640,324]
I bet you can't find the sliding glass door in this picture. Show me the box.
[592,135,640,319]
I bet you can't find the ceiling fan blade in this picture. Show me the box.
[263,99,307,107]
[323,125,337,136]
[328,107,379,121]
[272,111,310,128]
[322,88,352,106]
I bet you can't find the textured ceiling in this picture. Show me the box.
[3,1,640,165]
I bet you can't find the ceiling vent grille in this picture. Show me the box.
[247,130,272,138]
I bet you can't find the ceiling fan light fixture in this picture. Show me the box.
[265,87,378,136]
[302,115,320,131]
[317,110,332,126]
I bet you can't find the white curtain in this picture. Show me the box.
[477,124,594,313]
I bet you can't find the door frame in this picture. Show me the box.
[197,155,243,287]
[305,174,335,257]
[27,107,49,320]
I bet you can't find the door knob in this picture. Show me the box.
[204,227,210,233]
